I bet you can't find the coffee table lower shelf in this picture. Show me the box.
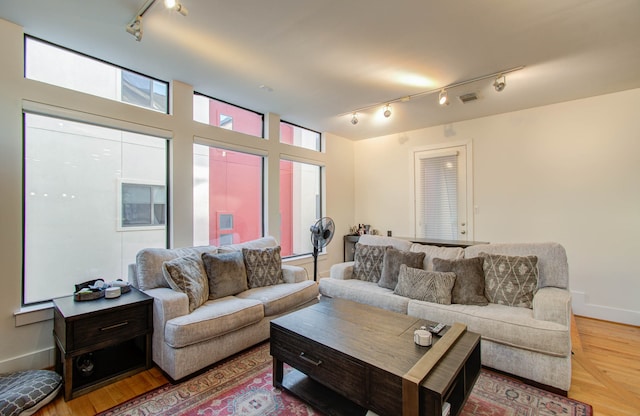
[276,365,368,416]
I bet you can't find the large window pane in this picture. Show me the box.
[280,122,321,151]
[25,37,168,113]
[24,114,168,304]
[193,144,263,246]
[280,160,321,257]
[193,94,263,138]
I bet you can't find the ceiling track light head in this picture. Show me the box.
[383,104,392,118]
[493,75,506,92]
[125,16,143,41]
[350,113,359,125]
[438,89,449,106]
[164,0,188,16]
[175,3,189,16]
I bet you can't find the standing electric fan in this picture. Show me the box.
[310,217,335,282]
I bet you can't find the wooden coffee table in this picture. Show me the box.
[270,297,480,416]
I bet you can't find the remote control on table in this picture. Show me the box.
[429,323,446,334]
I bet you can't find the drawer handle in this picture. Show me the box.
[299,352,322,366]
[100,321,129,331]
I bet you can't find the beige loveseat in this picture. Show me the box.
[128,236,319,380]
[320,235,572,392]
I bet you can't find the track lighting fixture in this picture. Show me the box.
[126,16,143,41]
[438,89,449,106]
[341,65,524,125]
[126,0,188,41]
[493,75,506,92]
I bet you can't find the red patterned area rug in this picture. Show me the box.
[98,342,591,416]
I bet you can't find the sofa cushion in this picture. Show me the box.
[407,301,570,357]
[433,257,489,305]
[353,243,390,283]
[242,246,284,288]
[378,247,425,290]
[136,246,217,291]
[409,244,464,271]
[235,280,319,316]
[319,278,410,314]
[202,251,248,300]
[162,255,209,313]
[465,243,568,289]
[164,297,264,349]
[394,265,456,305]
[482,253,538,309]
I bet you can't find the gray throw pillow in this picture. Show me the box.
[481,253,539,309]
[432,257,489,305]
[353,243,391,283]
[242,246,284,288]
[394,264,456,305]
[162,255,209,312]
[202,251,248,299]
[378,247,426,290]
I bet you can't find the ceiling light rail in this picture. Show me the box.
[340,65,525,119]
[126,0,188,41]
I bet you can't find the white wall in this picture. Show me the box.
[354,88,640,326]
[0,18,355,372]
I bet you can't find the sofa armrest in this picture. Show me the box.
[533,287,571,326]
[282,264,309,283]
[330,261,355,280]
[127,263,139,288]
[144,287,190,325]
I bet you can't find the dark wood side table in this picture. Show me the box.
[53,287,153,400]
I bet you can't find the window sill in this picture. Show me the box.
[14,302,54,327]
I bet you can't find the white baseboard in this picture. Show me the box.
[0,346,55,374]
[571,290,640,326]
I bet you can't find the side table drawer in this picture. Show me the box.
[271,327,366,405]
[71,305,150,350]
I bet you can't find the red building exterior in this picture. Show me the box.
[205,100,295,255]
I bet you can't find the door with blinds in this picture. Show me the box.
[414,145,470,240]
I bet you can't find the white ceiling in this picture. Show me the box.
[1,0,639,140]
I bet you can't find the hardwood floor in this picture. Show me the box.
[37,315,640,415]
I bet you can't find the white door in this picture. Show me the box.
[414,145,471,240]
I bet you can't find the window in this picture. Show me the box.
[279,160,322,257]
[193,94,263,137]
[121,71,169,112]
[193,144,264,246]
[25,37,168,113]
[280,121,321,151]
[119,181,166,229]
[23,113,168,304]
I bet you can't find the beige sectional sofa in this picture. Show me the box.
[319,235,572,392]
[128,236,319,380]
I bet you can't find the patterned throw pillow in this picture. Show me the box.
[432,257,489,305]
[378,247,425,290]
[202,251,248,299]
[242,246,284,288]
[162,255,209,312]
[353,243,391,283]
[394,264,457,305]
[481,253,539,309]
